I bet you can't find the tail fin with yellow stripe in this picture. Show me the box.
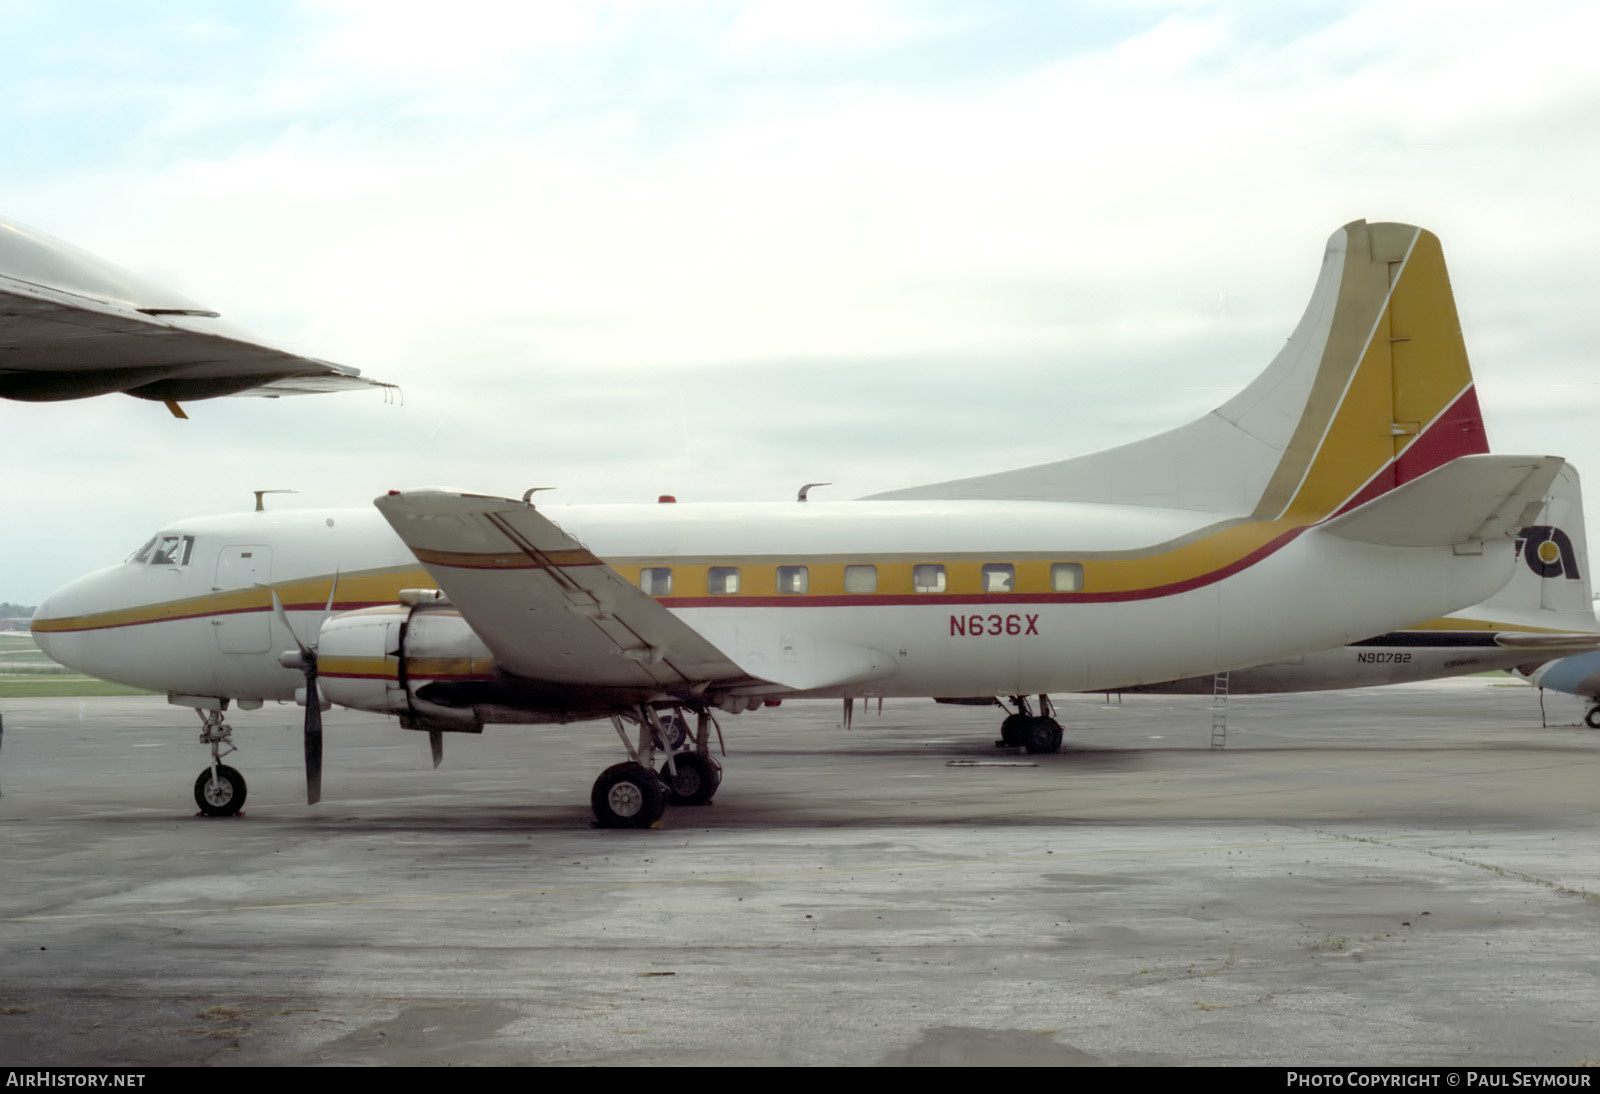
[869,220,1490,528]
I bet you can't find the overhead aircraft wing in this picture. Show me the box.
[374,489,756,692]
[0,216,391,404]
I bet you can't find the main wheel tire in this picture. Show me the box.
[660,753,720,806]
[651,712,689,751]
[1585,707,1600,730]
[999,713,1032,747]
[591,762,667,828]
[1023,716,1063,755]
[194,765,247,816]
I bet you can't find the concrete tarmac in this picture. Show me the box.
[0,680,1597,1067]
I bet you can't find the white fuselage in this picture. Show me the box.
[34,498,1520,715]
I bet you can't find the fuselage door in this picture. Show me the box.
[215,545,273,654]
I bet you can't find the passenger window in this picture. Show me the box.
[912,564,946,593]
[708,566,741,595]
[1051,563,1084,592]
[777,566,809,594]
[640,568,673,596]
[982,564,1014,593]
[844,565,877,594]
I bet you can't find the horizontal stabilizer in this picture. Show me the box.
[1321,455,1564,547]
[374,490,753,693]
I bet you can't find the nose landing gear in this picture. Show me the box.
[193,708,247,816]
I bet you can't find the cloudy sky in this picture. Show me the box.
[4,0,1600,604]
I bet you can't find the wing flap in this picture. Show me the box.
[374,490,751,690]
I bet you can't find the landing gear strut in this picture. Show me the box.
[591,704,723,827]
[996,695,1063,754]
[193,709,248,816]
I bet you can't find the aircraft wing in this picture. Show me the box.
[374,489,755,692]
[0,216,390,403]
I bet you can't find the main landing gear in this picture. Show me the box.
[1585,706,1600,730]
[193,709,248,816]
[996,695,1063,754]
[592,704,724,828]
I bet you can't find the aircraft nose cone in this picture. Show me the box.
[30,591,64,662]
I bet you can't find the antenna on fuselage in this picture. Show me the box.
[253,489,297,512]
[798,482,831,502]
[521,487,556,505]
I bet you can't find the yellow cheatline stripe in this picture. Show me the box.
[31,567,435,633]
[1406,617,1582,636]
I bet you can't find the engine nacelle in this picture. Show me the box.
[316,604,493,731]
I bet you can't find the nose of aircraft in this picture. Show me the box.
[30,586,70,665]
[29,568,108,673]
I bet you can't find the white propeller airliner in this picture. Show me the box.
[32,220,1564,828]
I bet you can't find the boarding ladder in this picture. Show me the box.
[1209,672,1229,750]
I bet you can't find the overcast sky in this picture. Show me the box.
[4,0,1600,605]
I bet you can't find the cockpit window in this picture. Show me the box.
[129,536,158,563]
[140,534,194,567]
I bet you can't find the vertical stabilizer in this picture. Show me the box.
[868,221,1490,524]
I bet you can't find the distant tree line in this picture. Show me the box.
[0,603,36,618]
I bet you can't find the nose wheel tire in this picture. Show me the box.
[194,765,247,817]
[1585,707,1600,730]
[659,753,721,806]
[591,762,668,828]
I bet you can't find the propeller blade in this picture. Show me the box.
[429,729,443,769]
[270,589,311,658]
[274,581,334,806]
[304,650,323,805]
[322,570,340,623]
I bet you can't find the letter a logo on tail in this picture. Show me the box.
[1517,526,1581,579]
